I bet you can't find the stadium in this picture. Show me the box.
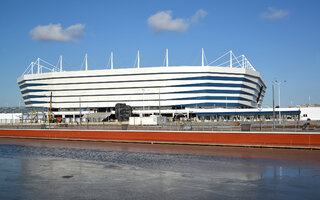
[18,50,266,116]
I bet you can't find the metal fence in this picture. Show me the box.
[1,120,320,132]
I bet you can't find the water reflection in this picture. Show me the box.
[0,140,319,200]
[263,166,306,179]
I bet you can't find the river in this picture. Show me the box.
[0,138,319,200]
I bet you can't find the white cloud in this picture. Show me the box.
[148,11,188,33]
[191,9,208,23]
[30,23,85,42]
[148,9,207,33]
[261,7,289,19]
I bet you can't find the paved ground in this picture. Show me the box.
[0,138,320,200]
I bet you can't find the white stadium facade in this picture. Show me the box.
[18,50,266,113]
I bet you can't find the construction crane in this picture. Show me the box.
[49,92,53,122]
[49,92,62,123]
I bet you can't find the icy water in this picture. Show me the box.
[0,139,320,200]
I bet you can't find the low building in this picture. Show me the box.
[300,107,320,121]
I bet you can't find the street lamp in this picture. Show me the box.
[258,107,262,131]
[226,96,227,108]
[142,89,145,117]
[272,80,286,124]
[272,84,275,131]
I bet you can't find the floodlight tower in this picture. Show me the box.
[273,80,286,124]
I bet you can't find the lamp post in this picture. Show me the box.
[44,92,53,127]
[272,84,275,131]
[226,96,227,108]
[258,107,262,131]
[272,80,286,124]
[142,89,145,114]
[79,96,82,126]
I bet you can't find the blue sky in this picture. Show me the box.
[0,0,319,107]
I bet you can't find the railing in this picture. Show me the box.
[1,121,320,132]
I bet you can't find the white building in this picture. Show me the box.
[0,113,22,123]
[17,50,266,111]
[300,107,320,121]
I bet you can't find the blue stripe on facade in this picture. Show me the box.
[179,103,249,108]
[19,83,46,89]
[196,110,300,115]
[24,96,254,105]
[21,82,259,95]
[23,89,257,100]
[19,75,258,89]
[174,83,255,90]
[174,89,256,96]
[24,101,249,108]
[178,76,257,84]
[175,96,249,101]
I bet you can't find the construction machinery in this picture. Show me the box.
[48,92,62,123]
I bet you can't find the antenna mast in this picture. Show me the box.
[166,49,169,67]
[85,53,88,71]
[37,58,40,74]
[201,48,204,67]
[137,50,140,68]
[242,55,244,68]
[111,52,113,70]
[229,50,232,68]
[60,55,62,72]
[31,62,34,74]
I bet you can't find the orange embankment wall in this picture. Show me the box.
[1,129,320,148]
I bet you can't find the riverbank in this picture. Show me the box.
[1,129,320,149]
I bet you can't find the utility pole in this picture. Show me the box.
[142,89,145,113]
[309,96,311,107]
[226,96,227,108]
[159,89,161,116]
[79,97,82,126]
